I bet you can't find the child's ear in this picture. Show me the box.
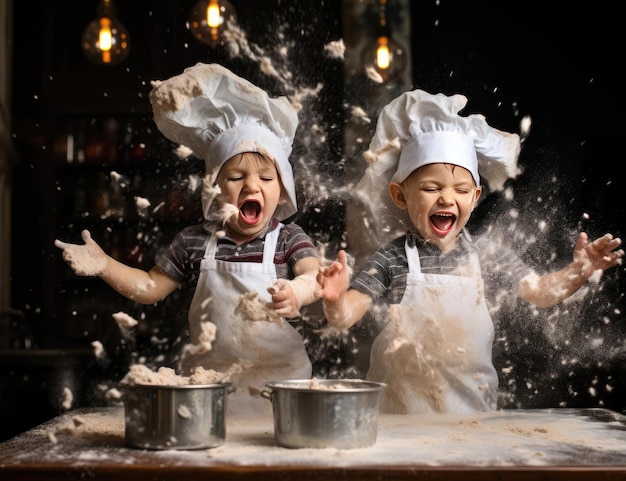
[389,183,407,209]
[472,186,483,209]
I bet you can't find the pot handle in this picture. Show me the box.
[260,389,273,401]
[227,386,236,395]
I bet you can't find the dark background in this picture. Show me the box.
[4,0,625,441]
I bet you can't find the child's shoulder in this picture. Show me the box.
[177,222,214,236]
[277,220,311,238]
[375,235,408,258]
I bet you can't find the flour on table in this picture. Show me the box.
[71,415,87,427]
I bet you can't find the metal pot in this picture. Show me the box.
[262,379,386,449]
[123,383,232,450]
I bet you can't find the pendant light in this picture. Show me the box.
[362,0,406,84]
[188,0,237,47]
[81,0,131,66]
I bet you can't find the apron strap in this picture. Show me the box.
[404,239,422,273]
[262,223,282,269]
[204,222,283,264]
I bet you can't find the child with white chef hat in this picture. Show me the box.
[55,63,320,416]
[317,89,624,414]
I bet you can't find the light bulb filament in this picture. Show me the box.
[207,0,221,28]
[98,17,113,51]
[376,36,390,70]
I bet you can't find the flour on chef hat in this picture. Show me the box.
[149,62,299,221]
[355,89,521,245]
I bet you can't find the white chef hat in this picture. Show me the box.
[149,62,299,221]
[354,89,521,245]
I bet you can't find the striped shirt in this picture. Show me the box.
[157,218,318,290]
[351,229,531,326]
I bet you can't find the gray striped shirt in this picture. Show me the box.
[156,218,318,289]
[351,229,531,325]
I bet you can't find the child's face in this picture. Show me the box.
[215,152,285,242]
[389,163,482,253]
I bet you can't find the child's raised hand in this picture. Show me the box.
[54,230,109,276]
[574,232,624,279]
[317,250,351,302]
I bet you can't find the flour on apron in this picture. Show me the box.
[367,237,498,414]
[183,224,312,416]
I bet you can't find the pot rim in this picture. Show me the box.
[265,378,386,393]
[122,382,233,391]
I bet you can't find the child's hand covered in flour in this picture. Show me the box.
[54,229,108,276]
[573,232,623,279]
[268,270,320,319]
[267,279,301,318]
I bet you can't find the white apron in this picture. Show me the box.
[183,224,312,416]
[366,238,498,414]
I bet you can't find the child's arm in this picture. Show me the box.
[54,229,181,304]
[317,250,373,330]
[518,232,623,308]
[267,256,320,318]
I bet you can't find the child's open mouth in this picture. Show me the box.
[430,213,456,235]
[240,200,261,225]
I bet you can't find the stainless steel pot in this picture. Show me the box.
[123,383,232,450]
[262,379,386,449]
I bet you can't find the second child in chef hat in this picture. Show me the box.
[355,88,521,247]
[317,88,624,415]
[149,62,299,222]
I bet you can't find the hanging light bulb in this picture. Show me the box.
[188,0,237,47]
[376,36,391,70]
[81,0,130,66]
[361,0,407,84]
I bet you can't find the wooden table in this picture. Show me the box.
[1,406,626,480]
